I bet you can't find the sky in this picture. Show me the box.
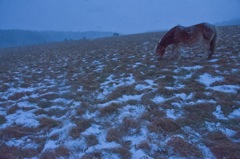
[0,0,240,34]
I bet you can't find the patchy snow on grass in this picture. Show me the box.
[117,105,146,122]
[175,93,193,101]
[228,108,240,119]
[17,101,38,108]
[98,94,143,108]
[152,95,165,104]
[1,26,240,159]
[43,140,58,151]
[135,79,157,91]
[197,73,224,87]
[165,84,185,90]
[209,84,240,94]
[5,110,39,128]
[213,105,228,120]
[182,65,203,70]
[97,74,135,100]
[166,109,182,120]
[6,137,39,149]
[82,124,120,155]
[220,127,236,138]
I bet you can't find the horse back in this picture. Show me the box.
[196,23,217,40]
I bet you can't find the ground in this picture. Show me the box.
[0,26,240,159]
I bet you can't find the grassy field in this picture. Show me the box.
[0,25,240,159]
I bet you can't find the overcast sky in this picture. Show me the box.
[0,0,240,34]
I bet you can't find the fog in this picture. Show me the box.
[1,0,240,34]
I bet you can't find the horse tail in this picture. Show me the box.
[208,26,218,59]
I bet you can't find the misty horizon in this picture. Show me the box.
[1,0,240,34]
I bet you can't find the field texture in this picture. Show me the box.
[0,26,240,159]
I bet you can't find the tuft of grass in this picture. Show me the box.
[39,146,70,159]
[206,131,228,141]
[148,118,181,134]
[204,131,240,159]
[111,146,132,159]
[136,140,151,151]
[0,144,39,159]
[45,108,66,118]
[7,105,20,114]
[106,128,122,143]
[99,103,121,116]
[167,136,203,158]
[39,117,61,129]
[85,134,99,147]
[141,109,165,122]
[69,118,93,139]
[0,115,6,125]
[69,126,81,139]
[81,152,102,159]
[8,92,25,101]
[38,100,52,109]
[120,117,140,135]
[0,83,9,92]
[181,103,216,126]
[0,126,39,143]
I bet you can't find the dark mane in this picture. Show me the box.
[159,25,181,47]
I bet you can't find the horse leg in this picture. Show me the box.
[208,31,217,60]
[172,45,180,60]
[208,38,216,59]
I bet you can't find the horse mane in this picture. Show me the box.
[159,25,181,47]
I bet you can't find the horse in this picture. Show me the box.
[155,22,218,60]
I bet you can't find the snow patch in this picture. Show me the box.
[198,73,224,87]
[175,93,193,101]
[5,110,39,128]
[213,105,228,120]
[98,94,143,108]
[166,109,182,120]
[228,108,240,119]
[118,105,145,121]
[182,65,203,70]
[135,79,157,91]
[43,140,58,151]
[97,74,135,100]
[209,85,240,94]
[152,95,165,104]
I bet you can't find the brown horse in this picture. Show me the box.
[155,22,217,60]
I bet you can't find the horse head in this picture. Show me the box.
[155,42,165,60]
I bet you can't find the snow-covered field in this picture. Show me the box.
[0,25,240,158]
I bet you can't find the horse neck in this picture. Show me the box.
[160,34,172,48]
[160,26,179,48]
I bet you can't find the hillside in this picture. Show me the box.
[216,19,240,27]
[0,30,114,48]
[0,25,240,158]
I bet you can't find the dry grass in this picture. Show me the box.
[106,127,122,143]
[148,118,181,134]
[167,136,203,158]
[39,117,61,129]
[39,146,70,159]
[99,103,122,116]
[81,152,102,159]
[0,144,39,159]
[85,134,99,147]
[204,131,240,158]
[0,25,239,158]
